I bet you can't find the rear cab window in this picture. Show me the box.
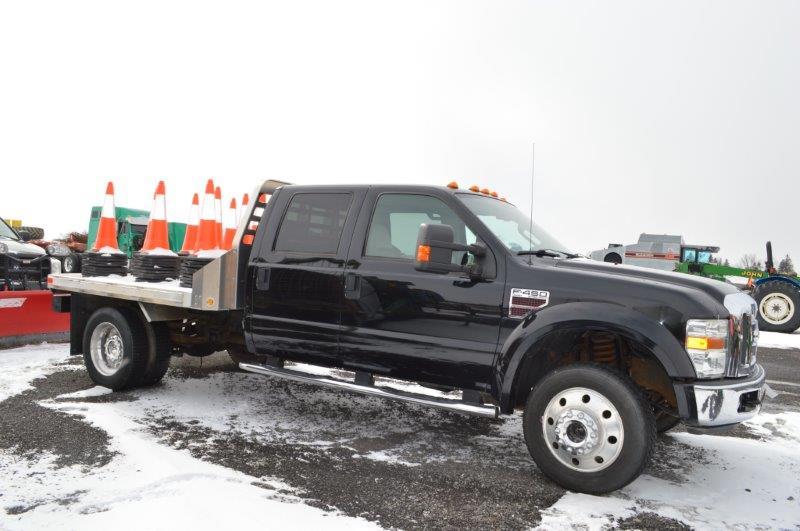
[274,193,353,254]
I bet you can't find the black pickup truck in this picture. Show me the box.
[50,180,767,494]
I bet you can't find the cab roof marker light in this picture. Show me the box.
[469,185,480,192]
[480,188,490,195]
[447,181,459,189]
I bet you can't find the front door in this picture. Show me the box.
[248,188,364,367]
[340,190,504,391]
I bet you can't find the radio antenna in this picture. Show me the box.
[528,142,535,256]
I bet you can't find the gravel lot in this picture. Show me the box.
[1,338,799,529]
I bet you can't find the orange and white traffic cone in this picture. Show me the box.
[214,185,223,246]
[140,181,172,253]
[91,181,122,252]
[180,193,200,254]
[240,193,250,225]
[223,197,238,250]
[194,179,220,252]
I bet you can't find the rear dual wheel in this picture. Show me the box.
[83,307,172,390]
[523,364,656,494]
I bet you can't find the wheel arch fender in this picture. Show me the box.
[754,276,800,290]
[496,301,695,413]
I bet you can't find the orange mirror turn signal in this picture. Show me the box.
[416,244,431,262]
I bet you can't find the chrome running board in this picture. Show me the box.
[238,362,499,418]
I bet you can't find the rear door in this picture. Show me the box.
[339,188,505,391]
[248,187,365,366]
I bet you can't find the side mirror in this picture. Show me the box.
[414,223,484,277]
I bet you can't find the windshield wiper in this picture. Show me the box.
[517,249,580,259]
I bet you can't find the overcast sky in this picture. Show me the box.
[1,1,798,265]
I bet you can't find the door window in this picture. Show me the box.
[274,193,352,254]
[365,194,475,265]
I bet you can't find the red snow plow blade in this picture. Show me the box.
[0,290,70,348]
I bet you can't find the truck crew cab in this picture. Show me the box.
[49,180,767,494]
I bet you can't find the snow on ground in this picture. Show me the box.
[0,343,71,402]
[759,329,800,350]
[0,400,377,530]
[3,343,800,529]
[538,413,800,529]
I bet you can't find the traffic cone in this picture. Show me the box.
[223,198,238,250]
[214,186,223,246]
[141,181,172,253]
[180,193,200,253]
[91,181,122,252]
[194,179,220,251]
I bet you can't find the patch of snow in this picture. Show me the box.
[538,417,800,530]
[56,386,112,400]
[724,275,751,288]
[139,247,177,256]
[0,343,71,402]
[0,394,379,529]
[758,330,800,350]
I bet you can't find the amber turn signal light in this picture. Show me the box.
[447,181,459,189]
[416,244,431,262]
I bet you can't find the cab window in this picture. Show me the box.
[274,193,352,254]
[365,194,475,265]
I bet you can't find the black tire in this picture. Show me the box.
[62,253,82,273]
[139,321,172,386]
[604,252,622,265]
[83,307,150,391]
[19,226,44,240]
[522,364,656,494]
[753,282,800,333]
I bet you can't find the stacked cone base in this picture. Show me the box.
[179,256,214,288]
[81,252,128,277]
[129,252,181,283]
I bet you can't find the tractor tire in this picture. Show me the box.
[19,226,44,240]
[523,364,656,494]
[62,253,82,273]
[604,252,622,265]
[83,307,151,391]
[753,282,800,333]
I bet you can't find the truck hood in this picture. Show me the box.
[553,257,739,300]
[0,236,46,256]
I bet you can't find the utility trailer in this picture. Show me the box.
[49,179,768,494]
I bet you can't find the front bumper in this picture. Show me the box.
[674,364,768,429]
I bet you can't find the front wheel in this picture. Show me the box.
[62,253,82,273]
[753,282,800,333]
[523,364,656,494]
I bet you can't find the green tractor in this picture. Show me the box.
[676,242,799,333]
[57,206,186,273]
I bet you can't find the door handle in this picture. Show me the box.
[256,267,270,290]
[344,273,360,299]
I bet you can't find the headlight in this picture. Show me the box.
[0,242,6,253]
[686,319,729,378]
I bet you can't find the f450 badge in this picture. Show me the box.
[509,288,550,318]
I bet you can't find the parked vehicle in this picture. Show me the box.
[749,242,800,333]
[49,180,768,494]
[589,233,687,270]
[0,216,69,347]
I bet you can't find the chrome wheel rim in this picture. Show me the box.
[90,322,125,376]
[759,293,794,325]
[542,387,624,472]
[64,256,74,272]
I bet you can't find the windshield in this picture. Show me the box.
[0,218,19,240]
[457,194,571,255]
